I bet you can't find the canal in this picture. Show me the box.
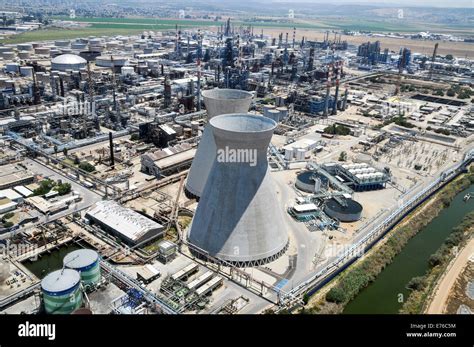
[343,183,474,314]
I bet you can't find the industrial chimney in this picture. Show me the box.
[188,114,289,266]
[184,89,252,199]
[109,132,114,169]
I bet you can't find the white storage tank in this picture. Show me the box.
[41,269,83,314]
[5,63,20,73]
[284,147,293,160]
[20,66,33,77]
[121,66,135,76]
[63,249,101,287]
[18,51,31,59]
[1,51,15,60]
[276,106,288,119]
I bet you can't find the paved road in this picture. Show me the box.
[427,237,474,314]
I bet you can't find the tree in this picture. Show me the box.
[407,276,425,291]
[63,147,68,157]
[54,183,71,195]
[53,145,58,156]
[445,54,454,60]
[326,287,346,303]
[73,156,80,165]
[79,162,95,173]
[428,252,443,268]
[339,151,347,162]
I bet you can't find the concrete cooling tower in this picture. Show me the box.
[184,89,252,199]
[188,114,289,266]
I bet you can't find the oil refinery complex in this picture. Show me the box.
[0,17,473,317]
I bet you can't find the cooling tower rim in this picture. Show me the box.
[202,88,253,101]
[210,113,276,134]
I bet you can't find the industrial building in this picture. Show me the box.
[85,200,165,245]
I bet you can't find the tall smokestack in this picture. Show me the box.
[324,63,333,116]
[342,88,348,111]
[109,132,114,168]
[332,61,341,115]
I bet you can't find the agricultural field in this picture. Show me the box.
[2,16,472,48]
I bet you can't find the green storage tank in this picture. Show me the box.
[41,269,83,314]
[63,249,101,287]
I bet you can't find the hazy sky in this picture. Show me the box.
[271,0,473,7]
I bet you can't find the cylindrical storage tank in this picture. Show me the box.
[121,66,134,75]
[18,50,31,59]
[89,38,102,46]
[5,63,20,73]
[17,43,33,51]
[1,51,15,60]
[51,54,87,71]
[41,269,83,314]
[190,121,199,135]
[266,109,280,122]
[63,249,101,287]
[71,42,87,50]
[20,66,33,77]
[324,198,363,222]
[263,104,275,118]
[172,124,183,136]
[276,106,288,119]
[35,47,51,55]
[295,171,329,193]
[284,148,293,160]
[296,148,306,160]
[55,40,70,47]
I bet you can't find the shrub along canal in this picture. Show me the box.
[343,183,474,314]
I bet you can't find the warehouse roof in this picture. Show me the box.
[86,200,163,242]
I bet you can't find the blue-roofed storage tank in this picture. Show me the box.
[41,269,83,314]
[324,197,363,223]
[63,249,101,288]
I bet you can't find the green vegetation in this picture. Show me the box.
[2,212,14,220]
[303,170,474,314]
[432,89,444,97]
[324,124,351,136]
[33,179,72,196]
[78,162,96,173]
[33,179,55,196]
[433,128,451,136]
[338,151,347,162]
[54,182,71,196]
[401,211,474,313]
[2,221,13,228]
[393,114,415,129]
[3,15,430,44]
